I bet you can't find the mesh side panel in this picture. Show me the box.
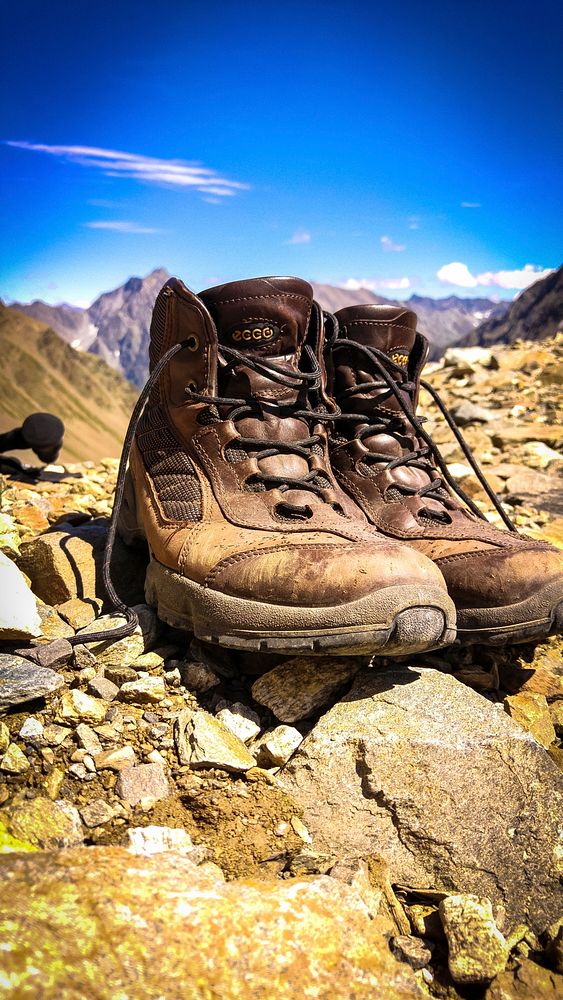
[224,446,247,463]
[137,405,202,522]
[244,479,266,492]
[315,474,332,489]
[311,442,324,456]
[197,405,221,426]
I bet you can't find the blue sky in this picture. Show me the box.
[1,0,561,306]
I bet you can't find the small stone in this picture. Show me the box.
[451,401,494,425]
[80,799,115,828]
[0,654,64,709]
[252,656,361,723]
[254,725,303,766]
[18,717,44,743]
[95,746,136,771]
[57,598,98,630]
[0,722,11,751]
[439,894,509,984]
[177,659,220,693]
[57,689,107,724]
[0,551,42,640]
[75,723,103,755]
[4,797,83,848]
[127,826,198,856]
[216,702,261,744]
[21,638,74,669]
[43,723,72,747]
[290,816,312,844]
[88,675,119,702]
[504,692,556,748]
[78,666,98,683]
[104,665,138,686]
[390,935,433,970]
[115,763,170,806]
[35,601,75,640]
[68,763,88,779]
[43,766,65,800]
[118,674,166,705]
[0,743,30,774]
[164,668,181,687]
[147,749,168,767]
[83,754,96,773]
[274,821,290,836]
[71,644,97,671]
[175,710,255,773]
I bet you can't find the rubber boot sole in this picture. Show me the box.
[143,556,456,656]
[455,579,563,646]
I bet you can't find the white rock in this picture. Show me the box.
[0,552,41,640]
[95,745,136,771]
[254,725,303,766]
[18,717,44,742]
[216,702,261,744]
[127,826,196,855]
[75,723,103,756]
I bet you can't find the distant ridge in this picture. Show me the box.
[458,265,563,348]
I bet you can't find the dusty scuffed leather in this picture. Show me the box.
[329,304,563,613]
[127,278,446,607]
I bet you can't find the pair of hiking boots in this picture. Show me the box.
[113,275,563,658]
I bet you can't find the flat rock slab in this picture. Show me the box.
[280,667,563,934]
[251,656,363,723]
[0,654,64,709]
[0,847,421,999]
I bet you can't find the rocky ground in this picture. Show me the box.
[0,335,562,998]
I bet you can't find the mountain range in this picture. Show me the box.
[10,266,562,391]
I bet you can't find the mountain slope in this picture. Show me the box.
[10,300,98,350]
[0,306,138,463]
[88,267,170,386]
[459,266,563,347]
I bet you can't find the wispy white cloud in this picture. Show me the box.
[380,234,406,252]
[407,216,420,230]
[461,201,481,208]
[287,229,312,245]
[437,261,554,290]
[6,141,249,200]
[343,276,411,291]
[83,220,164,234]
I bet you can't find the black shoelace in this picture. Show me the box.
[66,339,336,648]
[189,343,335,516]
[332,338,517,533]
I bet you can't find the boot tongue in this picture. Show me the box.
[199,276,313,359]
[199,276,323,512]
[333,307,433,497]
[335,304,417,366]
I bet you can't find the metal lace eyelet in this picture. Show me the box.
[186,334,199,352]
[186,380,198,393]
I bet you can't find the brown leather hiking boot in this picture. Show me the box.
[327,303,563,645]
[117,277,456,655]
